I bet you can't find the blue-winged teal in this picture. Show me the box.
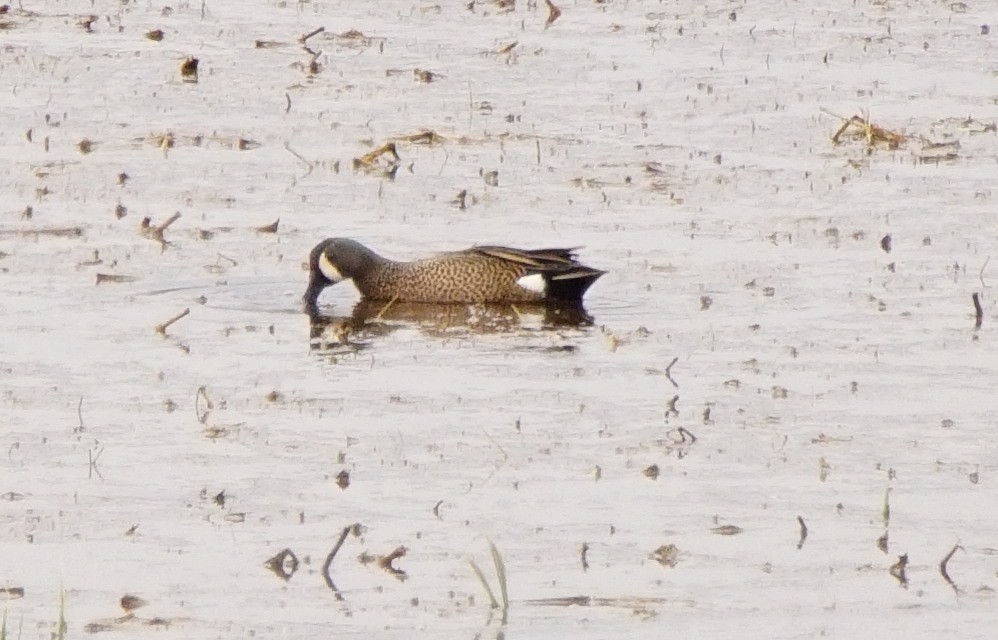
[304,238,604,307]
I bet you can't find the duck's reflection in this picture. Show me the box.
[307,299,595,352]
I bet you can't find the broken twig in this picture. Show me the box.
[155,308,190,335]
[141,212,181,247]
[544,0,561,27]
[889,553,909,588]
[939,543,963,594]
[299,26,325,44]
[664,356,679,388]
[321,525,352,599]
[796,515,808,550]
[377,546,408,581]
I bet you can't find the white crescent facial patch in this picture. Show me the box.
[318,252,345,283]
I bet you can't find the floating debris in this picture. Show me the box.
[353,141,400,178]
[140,212,181,247]
[180,56,199,82]
[335,470,350,489]
[264,548,300,581]
[545,0,561,27]
[711,524,743,536]
[95,273,137,285]
[796,516,808,550]
[120,594,147,613]
[0,226,83,238]
[154,307,190,335]
[79,14,97,32]
[651,544,679,568]
[378,545,408,581]
[322,525,353,599]
[939,543,963,593]
[255,218,279,233]
[889,553,909,588]
[395,130,445,145]
[236,137,261,150]
[413,68,439,83]
[828,111,904,150]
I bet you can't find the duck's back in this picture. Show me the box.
[355,249,539,303]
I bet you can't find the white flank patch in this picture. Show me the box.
[318,252,345,283]
[516,273,547,295]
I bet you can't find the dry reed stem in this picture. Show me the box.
[154,308,190,335]
[826,109,905,149]
[939,543,963,593]
[321,525,352,599]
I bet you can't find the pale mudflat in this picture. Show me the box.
[1,1,997,638]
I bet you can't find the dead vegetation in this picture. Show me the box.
[95,273,137,285]
[83,594,178,634]
[0,226,82,238]
[376,545,409,581]
[544,0,561,27]
[131,132,260,156]
[826,109,992,165]
[255,218,279,234]
[154,307,189,335]
[352,141,401,177]
[179,56,198,82]
[140,212,181,247]
[828,110,905,150]
[264,548,300,581]
[652,543,679,567]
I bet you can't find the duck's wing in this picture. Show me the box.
[471,246,584,272]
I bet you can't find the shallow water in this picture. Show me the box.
[2,0,997,637]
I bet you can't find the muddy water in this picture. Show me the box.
[2,0,997,637]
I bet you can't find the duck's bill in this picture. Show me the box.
[303,273,326,312]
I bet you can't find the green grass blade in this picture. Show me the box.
[468,558,499,609]
[489,540,509,612]
[56,586,66,640]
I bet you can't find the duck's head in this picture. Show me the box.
[303,238,378,311]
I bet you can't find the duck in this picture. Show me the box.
[303,238,604,308]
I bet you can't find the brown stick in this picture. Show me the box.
[155,308,190,335]
[973,292,983,329]
[299,26,325,44]
[889,553,909,588]
[377,546,408,580]
[156,212,181,234]
[664,356,679,388]
[322,526,352,599]
[939,543,963,593]
[143,212,182,247]
[544,0,561,27]
[0,227,83,238]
